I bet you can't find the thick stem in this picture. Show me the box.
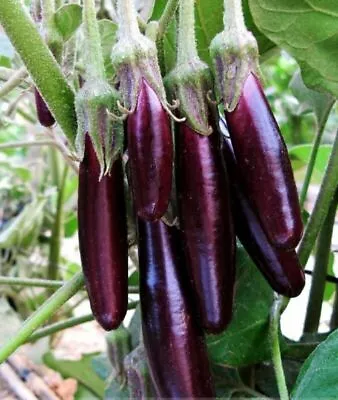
[117,0,141,38]
[298,129,338,267]
[83,0,105,79]
[27,301,139,342]
[41,0,55,28]
[270,296,289,400]
[303,190,338,334]
[0,0,77,144]
[300,101,335,208]
[0,67,28,98]
[0,272,84,363]
[47,166,68,282]
[157,0,179,38]
[177,0,198,64]
[223,0,246,35]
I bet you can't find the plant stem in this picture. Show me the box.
[223,0,246,35]
[0,277,65,288]
[157,0,179,38]
[0,67,28,98]
[47,166,68,282]
[298,129,338,267]
[299,101,335,208]
[27,301,139,342]
[303,189,338,334]
[117,0,141,38]
[270,296,289,400]
[0,140,56,150]
[330,289,338,330]
[83,0,105,79]
[0,272,84,363]
[177,0,198,64]
[0,0,77,144]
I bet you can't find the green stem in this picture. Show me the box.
[27,301,139,342]
[299,101,335,208]
[47,166,68,282]
[83,0,105,79]
[303,189,338,334]
[0,272,84,363]
[270,296,289,400]
[330,289,338,330]
[0,140,56,150]
[0,0,77,144]
[0,67,28,98]
[298,129,338,267]
[117,0,141,38]
[177,0,198,64]
[157,0,179,38]
[0,277,65,288]
[223,0,246,35]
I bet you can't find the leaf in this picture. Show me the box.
[64,212,78,238]
[43,352,104,398]
[91,353,111,381]
[98,19,118,79]
[290,70,335,124]
[151,0,275,68]
[54,4,83,42]
[289,144,332,175]
[249,0,338,98]
[207,246,274,366]
[292,328,338,398]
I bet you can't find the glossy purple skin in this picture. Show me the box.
[127,79,173,221]
[225,73,303,249]
[34,88,55,127]
[176,121,235,334]
[138,219,215,399]
[78,136,128,330]
[222,136,305,297]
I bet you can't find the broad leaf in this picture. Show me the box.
[292,328,338,398]
[98,19,118,79]
[249,0,338,98]
[207,246,274,366]
[54,4,83,42]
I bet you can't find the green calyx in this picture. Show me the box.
[210,29,260,112]
[166,58,213,135]
[75,79,124,178]
[111,34,168,113]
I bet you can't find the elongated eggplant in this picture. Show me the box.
[225,73,303,249]
[78,135,128,330]
[175,121,235,333]
[138,219,215,399]
[127,79,173,221]
[34,88,55,127]
[222,134,305,297]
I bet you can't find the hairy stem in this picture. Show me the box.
[0,67,28,98]
[300,101,335,207]
[177,0,198,64]
[0,0,77,143]
[303,189,338,333]
[223,0,246,35]
[0,272,84,363]
[117,0,141,38]
[298,129,338,267]
[157,0,179,38]
[270,296,289,400]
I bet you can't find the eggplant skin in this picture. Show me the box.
[222,136,305,298]
[225,73,303,250]
[138,219,215,399]
[78,135,128,331]
[176,121,235,334]
[127,79,173,221]
[34,88,55,127]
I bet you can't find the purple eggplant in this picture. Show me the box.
[175,120,235,333]
[127,79,173,221]
[34,88,55,127]
[78,135,128,330]
[138,219,215,399]
[225,73,303,249]
[222,134,305,297]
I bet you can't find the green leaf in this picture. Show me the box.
[64,212,78,238]
[289,144,332,175]
[249,0,338,98]
[98,19,118,79]
[290,70,335,124]
[207,246,274,366]
[151,0,275,68]
[292,328,338,398]
[43,351,104,398]
[54,4,83,42]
